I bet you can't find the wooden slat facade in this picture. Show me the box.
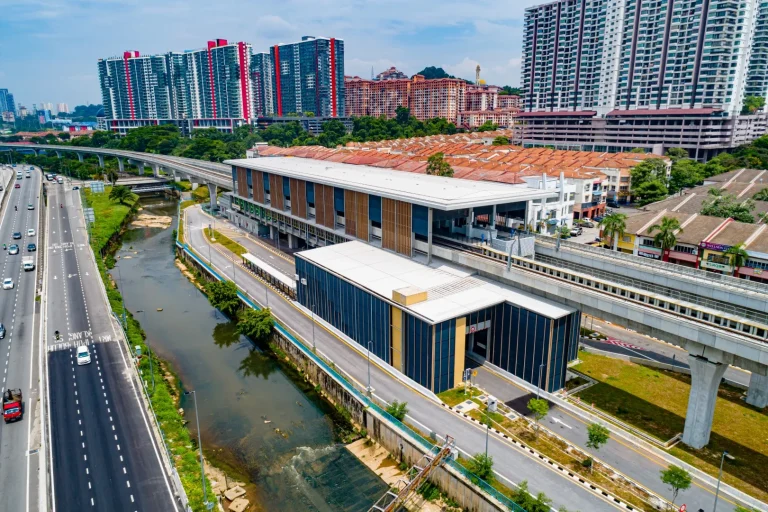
[356,192,369,242]
[344,191,369,241]
[395,200,412,256]
[314,184,336,229]
[290,178,307,219]
[382,198,396,251]
[253,170,265,203]
[269,174,284,210]
[236,167,248,198]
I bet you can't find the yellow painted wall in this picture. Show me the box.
[454,317,466,388]
[391,306,403,372]
[616,234,635,252]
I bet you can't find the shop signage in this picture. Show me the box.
[231,203,241,211]
[699,241,731,252]
[638,250,660,259]
[701,261,731,272]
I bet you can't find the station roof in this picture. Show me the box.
[225,157,555,210]
[296,241,575,323]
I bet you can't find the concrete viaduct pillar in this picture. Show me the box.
[137,162,145,176]
[32,149,38,156]
[77,153,84,163]
[207,183,218,210]
[682,354,728,448]
[117,157,124,173]
[55,150,62,159]
[97,154,104,168]
[747,371,768,409]
[151,164,161,178]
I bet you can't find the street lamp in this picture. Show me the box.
[367,341,373,396]
[537,363,545,399]
[184,390,214,510]
[713,451,735,511]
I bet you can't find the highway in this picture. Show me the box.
[0,164,43,512]
[184,206,621,512]
[45,179,179,511]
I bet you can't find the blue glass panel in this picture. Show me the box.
[283,176,290,198]
[246,169,252,187]
[369,195,381,223]
[334,187,345,214]
[307,182,315,204]
[412,205,429,237]
[263,172,270,192]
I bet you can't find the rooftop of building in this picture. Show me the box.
[226,156,555,210]
[297,241,575,323]
[708,221,764,247]
[705,168,767,184]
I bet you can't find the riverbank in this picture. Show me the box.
[84,187,241,511]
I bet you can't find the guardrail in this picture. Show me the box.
[534,233,768,295]
[175,235,525,511]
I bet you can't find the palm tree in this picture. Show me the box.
[108,185,132,205]
[648,216,683,262]
[754,187,768,201]
[600,213,628,251]
[105,168,119,186]
[724,243,750,277]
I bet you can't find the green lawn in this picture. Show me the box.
[574,351,768,502]
[84,187,138,254]
[205,228,246,256]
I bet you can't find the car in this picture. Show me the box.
[72,186,79,190]
[27,204,34,210]
[12,232,21,240]
[607,201,620,208]
[0,323,5,339]
[27,244,36,252]
[14,184,20,189]
[8,245,18,255]
[593,216,604,223]
[76,346,91,365]
[2,279,14,290]
[27,229,35,237]
[570,227,583,237]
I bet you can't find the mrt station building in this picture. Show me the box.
[225,157,557,260]
[224,157,580,393]
[295,242,580,394]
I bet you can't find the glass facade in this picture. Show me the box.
[404,314,433,391]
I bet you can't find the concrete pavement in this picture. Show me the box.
[45,181,180,511]
[185,206,624,512]
[0,165,43,512]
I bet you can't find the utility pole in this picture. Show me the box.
[184,390,213,510]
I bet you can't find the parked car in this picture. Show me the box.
[607,201,619,208]
[72,186,79,190]
[579,220,595,228]
[570,227,583,237]
[593,215,605,223]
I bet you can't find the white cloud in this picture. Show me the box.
[255,15,295,39]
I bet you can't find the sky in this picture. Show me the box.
[0,0,543,109]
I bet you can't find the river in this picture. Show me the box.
[112,197,387,511]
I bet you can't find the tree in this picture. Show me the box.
[701,194,756,223]
[630,158,668,191]
[499,86,524,96]
[414,66,456,80]
[742,95,766,115]
[108,185,132,205]
[633,179,669,206]
[58,132,71,141]
[236,308,274,343]
[476,120,498,132]
[467,452,494,482]
[386,400,408,421]
[708,187,723,197]
[492,136,510,146]
[317,119,348,148]
[665,147,688,161]
[205,280,240,317]
[669,159,703,194]
[648,216,683,261]
[724,243,750,276]
[659,465,692,504]
[599,213,628,251]
[510,480,552,512]
[105,168,118,186]
[527,398,549,436]
[585,423,610,472]
[753,187,768,201]
[630,147,646,154]
[426,152,454,177]
[395,106,411,125]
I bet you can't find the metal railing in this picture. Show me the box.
[534,233,768,295]
[175,235,524,511]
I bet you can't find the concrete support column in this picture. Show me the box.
[97,155,104,168]
[207,183,217,210]
[682,355,728,448]
[55,151,62,159]
[117,157,124,173]
[288,233,296,249]
[151,164,160,177]
[32,149,38,156]
[137,163,145,176]
[77,153,84,163]
[427,207,433,265]
[746,371,768,409]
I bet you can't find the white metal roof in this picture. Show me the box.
[296,241,575,323]
[225,157,555,210]
[242,252,296,290]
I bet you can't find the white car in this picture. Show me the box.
[3,278,14,290]
[76,346,91,365]
[27,229,35,237]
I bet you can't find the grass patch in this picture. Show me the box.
[574,351,768,502]
[437,386,482,407]
[192,185,210,202]
[174,180,192,192]
[180,200,197,211]
[86,191,211,511]
[204,228,246,256]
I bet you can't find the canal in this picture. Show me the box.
[112,197,387,511]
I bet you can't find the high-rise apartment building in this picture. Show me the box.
[0,89,14,115]
[465,84,499,112]
[375,67,408,81]
[251,52,275,117]
[520,0,768,159]
[165,52,193,119]
[57,103,69,114]
[409,75,466,123]
[345,75,410,118]
[270,36,345,117]
[98,51,172,120]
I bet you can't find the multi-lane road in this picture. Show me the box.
[45,177,180,511]
[0,164,43,512]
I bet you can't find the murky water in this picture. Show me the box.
[114,197,386,511]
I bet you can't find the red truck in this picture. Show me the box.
[2,388,22,423]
